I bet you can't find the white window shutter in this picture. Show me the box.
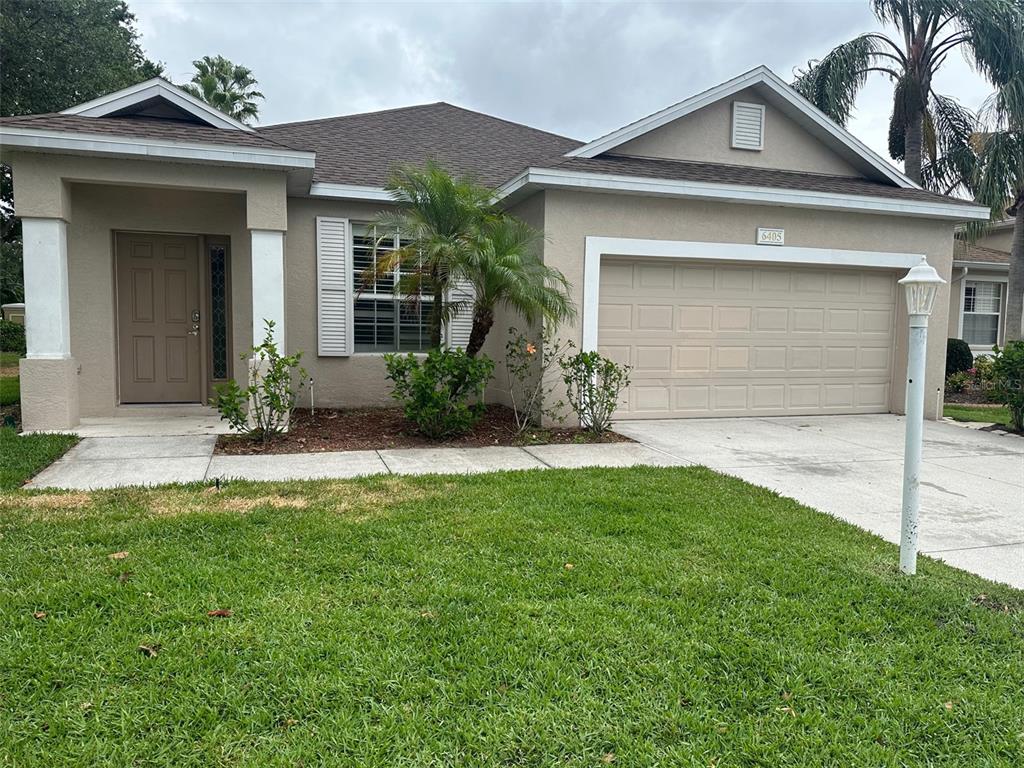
[316,216,353,356]
[731,101,765,150]
[445,279,475,350]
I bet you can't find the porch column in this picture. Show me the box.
[250,229,286,349]
[19,217,79,430]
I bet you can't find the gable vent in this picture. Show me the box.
[731,101,765,151]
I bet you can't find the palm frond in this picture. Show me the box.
[794,33,894,125]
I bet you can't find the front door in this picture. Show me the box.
[116,232,202,403]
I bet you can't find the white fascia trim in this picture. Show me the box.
[61,78,254,132]
[495,167,990,221]
[309,182,392,202]
[952,260,1009,270]
[581,235,924,352]
[565,65,916,190]
[0,127,315,169]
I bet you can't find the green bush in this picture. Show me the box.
[971,354,995,389]
[944,370,970,394]
[990,341,1024,432]
[945,338,973,377]
[213,320,307,444]
[384,349,495,439]
[560,350,632,434]
[0,320,25,354]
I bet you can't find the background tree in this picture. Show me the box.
[0,0,162,305]
[181,56,264,124]
[971,77,1024,340]
[453,216,574,358]
[794,0,1023,187]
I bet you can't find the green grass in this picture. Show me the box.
[944,403,1011,426]
[0,375,20,406]
[0,428,78,489]
[0,351,20,366]
[0,469,1021,766]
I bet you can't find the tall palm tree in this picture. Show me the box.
[794,0,1022,187]
[971,77,1024,340]
[181,55,263,124]
[452,216,575,358]
[372,163,493,348]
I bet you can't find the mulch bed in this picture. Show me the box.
[1,403,20,431]
[215,405,632,455]
[945,389,1001,406]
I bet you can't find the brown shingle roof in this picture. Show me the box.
[258,102,582,188]
[546,154,981,207]
[0,113,300,151]
[954,240,1010,264]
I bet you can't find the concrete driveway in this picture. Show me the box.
[615,415,1023,589]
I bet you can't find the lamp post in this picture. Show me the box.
[897,258,945,575]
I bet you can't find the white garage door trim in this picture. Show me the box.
[582,236,923,351]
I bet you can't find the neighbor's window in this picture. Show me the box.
[962,280,1002,347]
[352,223,431,353]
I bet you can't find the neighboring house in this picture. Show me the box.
[0,66,988,432]
[947,220,1013,355]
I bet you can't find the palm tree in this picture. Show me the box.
[794,0,1022,187]
[971,77,1024,340]
[452,215,575,358]
[372,163,493,348]
[181,55,264,124]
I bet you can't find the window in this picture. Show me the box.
[962,280,1002,347]
[209,243,229,379]
[351,224,432,353]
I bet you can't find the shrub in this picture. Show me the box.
[971,354,995,389]
[945,338,973,377]
[384,348,495,439]
[560,350,632,434]
[504,326,573,434]
[213,320,307,443]
[990,341,1024,432]
[0,319,25,354]
[945,371,970,394]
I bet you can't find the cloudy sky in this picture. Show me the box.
[132,0,992,167]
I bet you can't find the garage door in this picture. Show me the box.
[598,259,897,419]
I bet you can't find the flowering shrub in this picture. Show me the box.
[990,342,1024,432]
[504,326,573,434]
[944,370,970,394]
[560,350,631,434]
[971,354,995,390]
[384,349,494,439]
[213,320,307,444]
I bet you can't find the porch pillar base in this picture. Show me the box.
[19,357,79,431]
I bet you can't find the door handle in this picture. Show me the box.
[189,309,200,336]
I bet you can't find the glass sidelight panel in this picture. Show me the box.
[210,244,229,379]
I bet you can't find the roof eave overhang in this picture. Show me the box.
[308,182,392,202]
[0,127,315,171]
[953,260,1009,269]
[494,167,991,222]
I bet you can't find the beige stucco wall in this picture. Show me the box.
[977,228,1013,253]
[539,189,956,420]
[615,87,861,177]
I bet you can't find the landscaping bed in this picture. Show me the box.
[216,405,632,455]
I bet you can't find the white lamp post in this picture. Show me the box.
[897,258,945,575]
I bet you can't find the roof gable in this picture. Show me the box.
[61,78,254,132]
[566,65,916,189]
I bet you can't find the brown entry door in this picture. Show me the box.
[116,233,202,403]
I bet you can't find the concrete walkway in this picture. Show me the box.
[615,415,1023,589]
[26,436,684,489]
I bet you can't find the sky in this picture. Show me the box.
[130,0,994,168]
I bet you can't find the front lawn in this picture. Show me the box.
[1,468,1021,766]
[0,428,78,489]
[0,374,20,406]
[944,403,1012,426]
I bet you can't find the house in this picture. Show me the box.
[0,66,989,432]
[948,219,1014,355]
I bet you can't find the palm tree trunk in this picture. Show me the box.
[904,108,924,185]
[464,304,494,358]
[1006,197,1024,342]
